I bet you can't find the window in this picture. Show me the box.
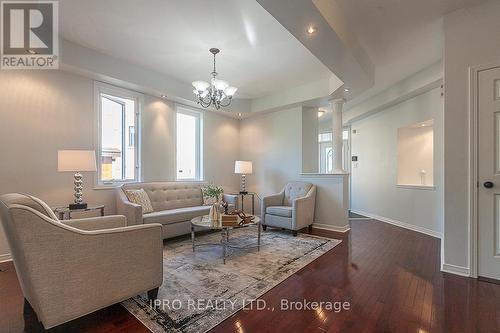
[397,119,434,187]
[96,83,141,185]
[318,132,332,143]
[318,129,350,173]
[128,126,135,147]
[176,107,202,180]
[318,132,333,173]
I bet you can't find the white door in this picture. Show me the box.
[478,66,500,279]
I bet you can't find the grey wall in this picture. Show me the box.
[141,96,240,190]
[0,70,240,259]
[443,0,500,270]
[350,87,444,237]
[239,106,349,230]
[301,107,319,173]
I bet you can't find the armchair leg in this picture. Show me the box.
[292,230,298,237]
[262,225,267,231]
[147,288,159,301]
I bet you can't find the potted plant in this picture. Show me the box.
[202,184,224,220]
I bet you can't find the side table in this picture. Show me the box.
[230,193,256,215]
[53,205,105,220]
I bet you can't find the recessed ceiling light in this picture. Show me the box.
[307,26,317,35]
[344,87,350,92]
[27,49,37,54]
[160,94,167,98]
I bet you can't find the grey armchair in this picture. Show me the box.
[0,193,163,329]
[261,182,317,236]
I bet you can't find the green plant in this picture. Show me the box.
[202,184,224,199]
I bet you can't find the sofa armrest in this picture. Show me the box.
[292,186,316,230]
[8,207,163,328]
[261,190,284,223]
[116,188,143,226]
[61,215,127,231]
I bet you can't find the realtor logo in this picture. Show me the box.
[1,1,58,69]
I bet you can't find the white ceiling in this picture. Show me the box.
[332,0,489,106]
[59,0,333,99]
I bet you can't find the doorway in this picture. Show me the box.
[476,65,500,280]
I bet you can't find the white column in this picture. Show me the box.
[330,98,345,172]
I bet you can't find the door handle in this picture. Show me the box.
[484,181,494,188]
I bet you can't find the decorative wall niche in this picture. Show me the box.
[397,119,434,188]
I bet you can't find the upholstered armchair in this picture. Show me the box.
[0,193,163,329]
[261,182,317,236]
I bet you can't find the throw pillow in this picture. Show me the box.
[125,189,153,214]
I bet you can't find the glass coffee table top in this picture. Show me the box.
[190,214,262,264]
[191,215,261,229]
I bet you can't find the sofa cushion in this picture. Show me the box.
[122,182,205,211]
[143,206,211,225]
[266,206,293,218]
[283,181,313,206]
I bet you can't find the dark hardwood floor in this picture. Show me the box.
[1,219,499,333]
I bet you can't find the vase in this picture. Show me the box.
[209,202,220,221]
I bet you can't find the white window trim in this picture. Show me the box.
[94,81,143,187]
[175,104,204,181]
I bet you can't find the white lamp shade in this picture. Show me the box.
[234,160,253,174]
[192,80,210,92]
[214,79,229,91]
[58,150,97,172]
[224,86,238,96]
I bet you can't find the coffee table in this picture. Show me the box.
[190,215,261,264]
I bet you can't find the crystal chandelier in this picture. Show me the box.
[192,48,237,110]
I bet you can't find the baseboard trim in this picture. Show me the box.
[441,263,470,277]
[350,210,443,239]
[0,253,12,263]
[312,223,350,233]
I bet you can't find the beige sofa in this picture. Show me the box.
[117,181,238,239]
[0,193,163,329]
[261,181,317,236]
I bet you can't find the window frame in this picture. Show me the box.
[94,81,142,187]
[175,104,203,181]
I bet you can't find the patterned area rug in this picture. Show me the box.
[122,226,341,333]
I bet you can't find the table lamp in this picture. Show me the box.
[234,160,252,194]
[58,150,97,209]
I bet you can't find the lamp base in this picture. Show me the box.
[69,203,88,210]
